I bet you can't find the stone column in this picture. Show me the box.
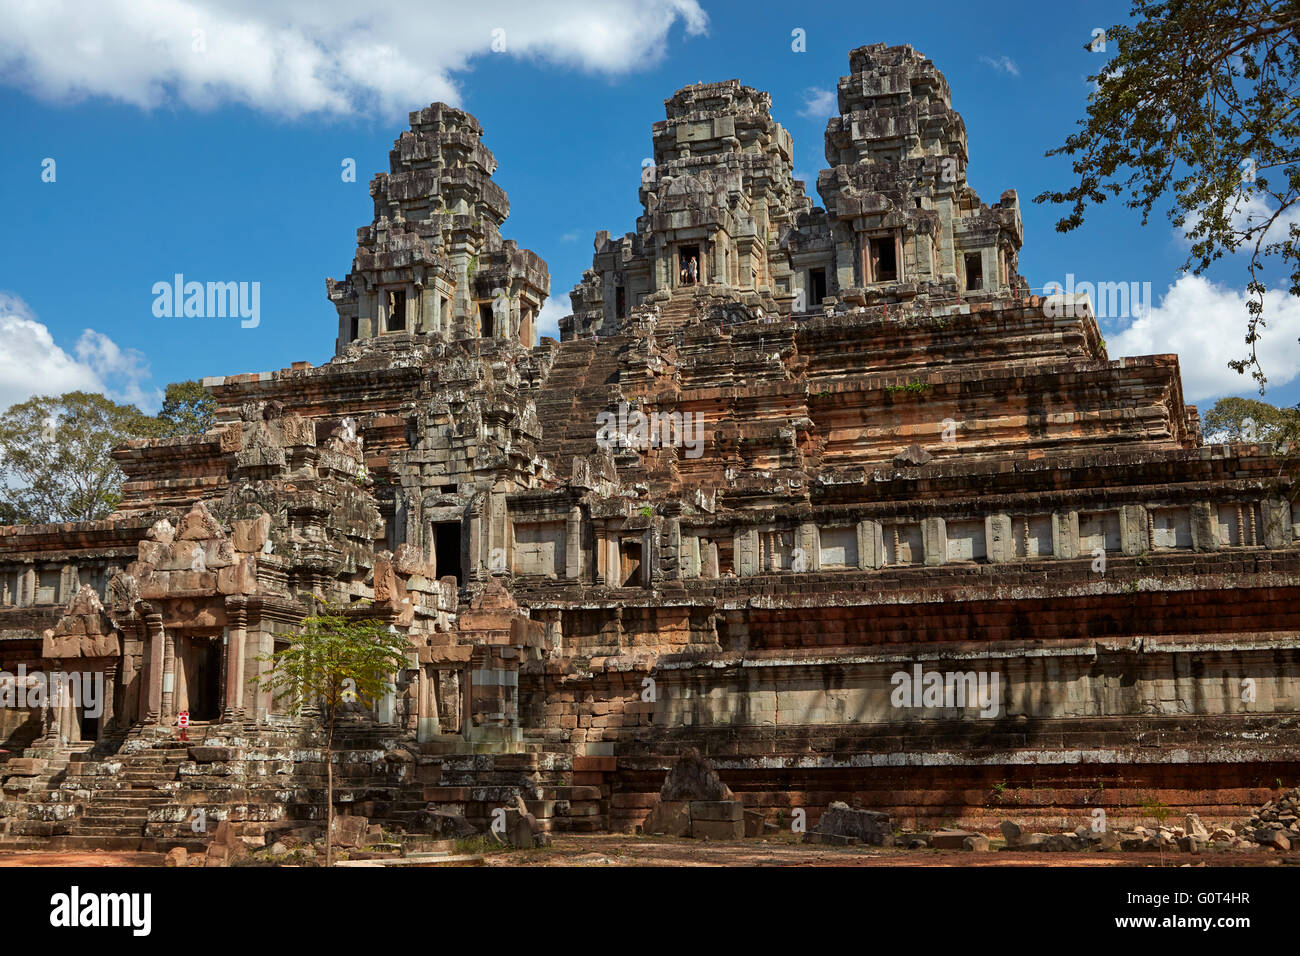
[1189,501,1219,551]
[798,523,820,572]
[1052,511,1079,559]
[565,507,582,580]
[857,520,884,569]
[100,661,116,731]
[144,611,165,724]
[736,528,758,576]
[1119,505,1147,556]
[921,517,947,567]
[985,514,1013,563]
[224,603,247,720]
[17,568,35,607]
[161,629,176,722]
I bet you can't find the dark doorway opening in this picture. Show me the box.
[190,637,221,721]
[479,303,494,338]
[679,245,700,286]
[615,284,626,319]
[349,316,359,341]
[435,522,462,586]
[808,267,827,306]
[78,683,99,741]
[869,236,898,283]
[964,252,983,291]
[386,290,406,332]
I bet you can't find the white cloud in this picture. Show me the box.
[979,55,1019,77]
[797,87,836,120]
[1182,190,1300,249]
[0,0,708,118]
[537,293,572,342]
[1108,274,1300,403]
[0,293,161,413]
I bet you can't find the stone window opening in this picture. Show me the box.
[808,267,828,306]
[620,537,644,586]
[479,302,495,338]
[867,235,898,283]
[964,253,983,291]
[386,289,407,332]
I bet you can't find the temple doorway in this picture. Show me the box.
[678,245,700,286]
[435,521,462,586]
[182,635,222,721]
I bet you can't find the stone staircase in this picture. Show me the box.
[0,720,614,851]
[534,335,628,469]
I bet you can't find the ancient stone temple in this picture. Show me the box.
[0,43,1296,852]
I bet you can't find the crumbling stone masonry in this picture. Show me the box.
[1,44,1298,851]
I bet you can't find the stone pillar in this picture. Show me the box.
[1120,505,1147,556]
[736,528,759,576]
[17,568,35,608]
[857,520,884,569]
[224,604,247,719]
[161,629,176,721]
[704,541,720,579]
[101,661,117,731]
[1189,501,1219,551]
[565,507,582,580]
[685,534,702,578]
[1052,511,1079,559]
[58,565,78,605]
[797,523,820,571]
[1261,497,1292,549]
[460,666,473,738]
[921,517,947,567]
[985,514,1013,563]
[144,612,165,724]
[661,518,681,582]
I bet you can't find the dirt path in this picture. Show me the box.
[0,835,1290,868]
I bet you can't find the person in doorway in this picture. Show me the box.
[687,256,698,284]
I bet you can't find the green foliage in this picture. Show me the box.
[256,602,410,721]
[156,380,216,438]
[0,391,162,524]
[1035,0,1300,390]
[1202,395,1300,444]
[884,381,930,394]
[256,602,409,867]
[1140,795,1173,826]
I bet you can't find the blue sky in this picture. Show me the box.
[2,0,1297,416]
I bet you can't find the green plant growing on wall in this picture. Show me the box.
[884,381,930,395]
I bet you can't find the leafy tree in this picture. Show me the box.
[1202,395,1300,443]
[0,391,163,524]
[1035,0,1300,390]
[156,380,216,438]
[256,603,410,866]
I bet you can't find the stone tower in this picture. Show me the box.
[563,43,1025,340]
[327,103,549,352]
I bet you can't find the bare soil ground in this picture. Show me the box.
[0,832,1294,867]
